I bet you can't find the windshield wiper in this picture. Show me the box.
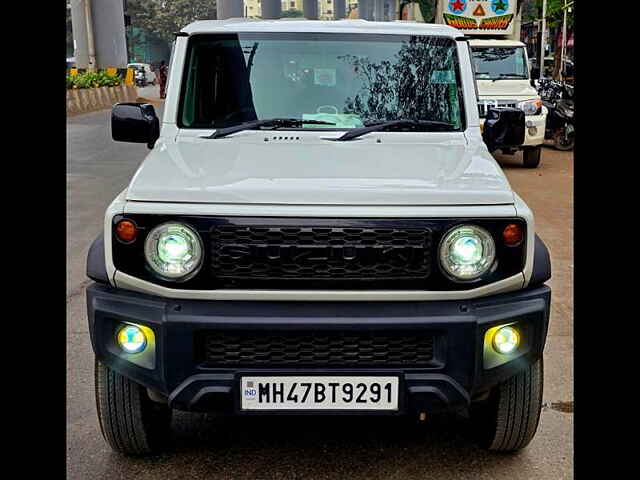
[492,73,527,81]
[331,119,456,142]
[201,118,336,139]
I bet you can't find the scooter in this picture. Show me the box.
[538,80,574,151]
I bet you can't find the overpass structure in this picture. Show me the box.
[70,1,414,70]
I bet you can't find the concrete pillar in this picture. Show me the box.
[334,0,346,19]
[303,0,319,19]
[374,0,384,21]
[359,0,373,20]
[70,0,90,68]
[71,0,128,69]
[386,0,397,21]
[261,0,282,19]
[91,0,128,67]
[217,0,243,20]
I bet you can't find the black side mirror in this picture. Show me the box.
[482,107,525,153]
[112,103,160,149]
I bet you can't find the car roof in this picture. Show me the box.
[468,39,525,47]
[181,18,462,38]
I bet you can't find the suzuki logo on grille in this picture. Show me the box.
[211,226,432,281]
[220,245,421,264]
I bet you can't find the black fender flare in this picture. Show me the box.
[530,234,552,286]
[87,233,110,284]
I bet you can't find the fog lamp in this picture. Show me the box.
[116,325,147,354]
[492,326,520,354]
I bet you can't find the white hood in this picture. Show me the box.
[476,79,538,99]
[125,131,514,206]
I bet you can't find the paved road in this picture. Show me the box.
[67,108,573,479]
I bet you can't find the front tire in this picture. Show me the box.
[95,359,171,456]
[471,358,543,452]
[522,146,542,168]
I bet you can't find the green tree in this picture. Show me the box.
[127,0,218,45]
[523,0,574,78]
[340,37,462,127]
[399,1,435,22]
[281,8,304,18]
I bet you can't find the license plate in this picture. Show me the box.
[240,376,399,411]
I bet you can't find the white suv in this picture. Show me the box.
[87,19,551,456]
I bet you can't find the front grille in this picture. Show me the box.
[199,331,436,368]
[478,100,518,118]
[115,215,527,291]
[210,225,432,287]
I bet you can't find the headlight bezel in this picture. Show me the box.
[144,221,204,282]
[438,224,497,283]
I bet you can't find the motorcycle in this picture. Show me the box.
[538,80,574,151]
[134,69,147,87]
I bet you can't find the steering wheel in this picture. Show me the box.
[220,107,257,124]
[316,105,339,115]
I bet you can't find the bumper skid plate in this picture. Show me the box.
[87,283,551,415]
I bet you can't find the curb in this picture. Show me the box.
[136,97,165,106]
[67,85,138,117]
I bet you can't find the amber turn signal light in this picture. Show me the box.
[116,220,137,243]
[503,224,523,246]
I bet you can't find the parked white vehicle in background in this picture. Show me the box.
[437,0,547,168]
[88,19,551,456]
[127,62,157,85]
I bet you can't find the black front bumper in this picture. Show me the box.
[87,284,551,415]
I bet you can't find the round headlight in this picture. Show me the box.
[439,225,496,281]
[144,223,203,281]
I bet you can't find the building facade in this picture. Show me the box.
[284,0,304,11]
[319,0,334,19]
[244,0,305,18]
[244,0,261,18]
[240,0,404,21]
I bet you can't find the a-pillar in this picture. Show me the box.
[217,0,243,20]
[261,0,282,19]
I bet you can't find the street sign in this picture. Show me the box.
[441,0,516,36]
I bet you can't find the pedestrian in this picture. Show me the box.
[158,60,168,99]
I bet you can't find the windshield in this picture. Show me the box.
[178,33,465,130]
[472,46,528,80]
